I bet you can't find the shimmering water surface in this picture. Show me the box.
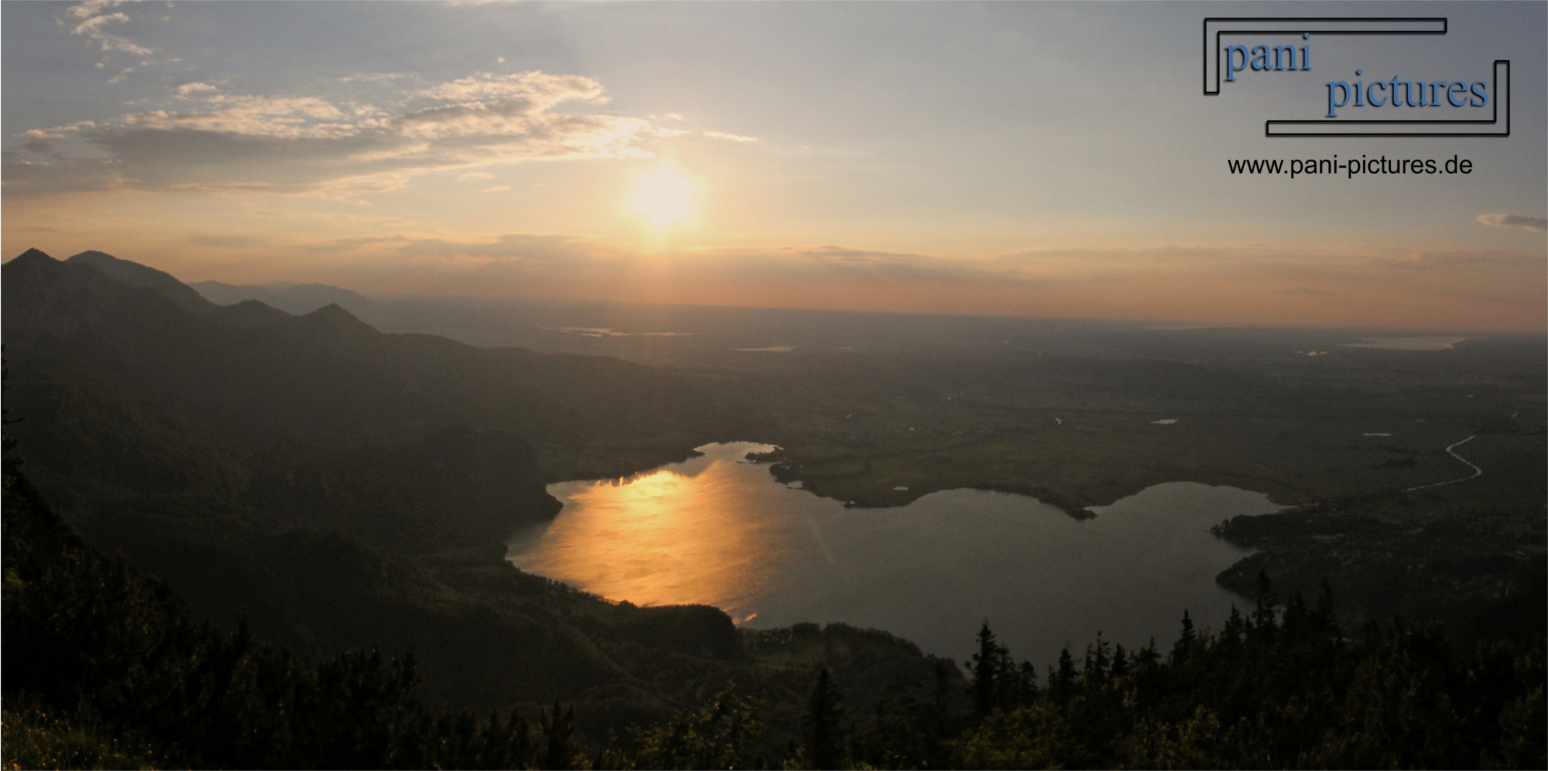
[507,442,1283,665]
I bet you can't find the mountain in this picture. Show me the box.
[1,248,951,736]
[68,250,221,316]
[192,278,378,317]
[4,249,736,501]
[1,247,694,674]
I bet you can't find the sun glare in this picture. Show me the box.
[631,166,695,229]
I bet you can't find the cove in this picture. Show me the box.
[507,442,1282,666]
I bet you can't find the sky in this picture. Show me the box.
[3,1,1545,330]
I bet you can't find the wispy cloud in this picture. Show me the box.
[3,70,669,198]
[704,130,757,143]
[188,233,269,249]
[20,120,94,141]
[121,95,358,138]
[175,82,220,97]
[63,0,153,59]
[1474,213,1547,232]
[418,71,605,105]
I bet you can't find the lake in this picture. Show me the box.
[507,442,1282,666]
[1340,336,1470,351]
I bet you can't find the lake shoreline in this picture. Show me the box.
[512,442,1283,664]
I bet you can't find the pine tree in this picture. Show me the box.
[968,621,1006,718]
[1049,647,1077,709]
[540,700,577,770]
[1171,610,1196,666]
[803,667,845,770]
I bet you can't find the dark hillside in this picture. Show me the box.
[66,249,224,317]
[1,249,952,746]
[2,441,958,762]
[2,249,737,557]
[1,451,591,769]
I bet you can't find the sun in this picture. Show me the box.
[631,166,695,229]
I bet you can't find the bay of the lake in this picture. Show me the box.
[506,442,1283,666]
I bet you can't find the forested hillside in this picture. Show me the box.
[6,445,1541,768]
[0,249,956,760]
[4,447,569,769]
[3,248,1541,769]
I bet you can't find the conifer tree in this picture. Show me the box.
[968,621,1007,718]
[540,700,577,770]
[1049,647,1077,709]
[803,667,845,770]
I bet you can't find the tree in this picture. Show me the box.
[1049,647,1077,709]
[968,621,1009,718]
[803,667,845,769]
[627,685,764,770]
[540,700,577,770]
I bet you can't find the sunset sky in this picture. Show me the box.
[4,1,1544,330]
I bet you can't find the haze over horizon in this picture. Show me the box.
[4,1,1545,331]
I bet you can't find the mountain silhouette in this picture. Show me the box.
[0,247,761,712]
[67,249,219,316]
[192,278,377,317]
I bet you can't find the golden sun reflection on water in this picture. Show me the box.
[508,442,1281,664]
[508,450,789,616]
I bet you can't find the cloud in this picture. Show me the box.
[457,171,496,181]
[364,236,1008,289]
[480,185,510,193]
[339,73,412,85]
[64,0,154,58]
[418,71,605,105]
[377,234,619,273]
[704,130,758,143]
[783,245,959,280]
[176,82,220,97]
[121,95,355,138]
[1375,249,1545,270]
[3,70,666,197]
[1474,213,1547,232]
[1274,287,1335,297]
[188,233,269,249]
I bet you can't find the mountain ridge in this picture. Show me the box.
[1,249,954,746]
[192,278,377,317]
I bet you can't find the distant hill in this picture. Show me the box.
[192,278,378,317]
